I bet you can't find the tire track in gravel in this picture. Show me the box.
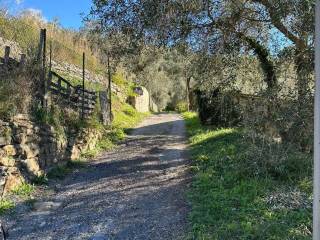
[5,113,191,240]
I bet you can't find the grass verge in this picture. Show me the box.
[183,112,312,240]
[11,183,35,198]
[0,199,14,215]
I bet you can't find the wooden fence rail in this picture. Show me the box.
[0,28,111,123]
[48,71,98,116]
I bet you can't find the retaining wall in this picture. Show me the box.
[0,114,103,196]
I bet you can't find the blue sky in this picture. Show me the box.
[3,0,93,29]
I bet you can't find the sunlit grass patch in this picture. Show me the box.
[0,199,14,215]
[112,100,150,130]
[11,183,35,197]
[183,112,312,239]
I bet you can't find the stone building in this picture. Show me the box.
[128,87,159,113]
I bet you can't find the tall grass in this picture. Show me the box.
[0,11,104,74]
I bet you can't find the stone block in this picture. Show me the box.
[0,136,11,147]
[129,86,150,113]
[18,144,40,159]
[0,120,9,127]
[0,149,5,158]
[12,114,29,122]
[3,167,24,195]
[12,133,38,144]
[70,146,80,161]
[14,121,33,130]
[0,125,12,147]
[2,145,17,156]
[0,157,15,167]
[26,128,34,135]
[22,158,42,177]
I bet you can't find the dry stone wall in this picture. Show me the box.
[0,114,103,196]
[51,61,127,102]
[52,60,105,84]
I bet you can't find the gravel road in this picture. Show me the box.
[5,113,191,240]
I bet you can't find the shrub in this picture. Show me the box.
[11,183,35,197]
[195,89,241,127]
[242,92,313,152]
[175,101,188,113]
[0,199,14,215]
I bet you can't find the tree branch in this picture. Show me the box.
[251,0,307,49]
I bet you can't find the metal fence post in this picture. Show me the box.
[20,54,26,67]
[314,1,320,239]
[49,41,52,73]
[39,29,47,109]
[4,46,10,68]
[107,54,112,123]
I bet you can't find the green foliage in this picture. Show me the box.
[32,174,49,185]
[96,137,114,151]
[85,111,104,131]
[183,112,312,239]
[47,160,86,179]
[33,105,68,141]
[107,128,126,142]
[81,148,101,159]
[243,137,312,182]
[112,101,149,130]
[196,89,242,127]
[175,101,188,113]
[0,199,14,215]
[80,130,122,159]
[11,183,35,197]
[112,72,126,86]
[33,106,59,126]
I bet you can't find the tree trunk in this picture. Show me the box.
[295,48,312,101]
[186,76,191,111]
[242,35,278,92]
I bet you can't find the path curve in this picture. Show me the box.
[6,113,191,240]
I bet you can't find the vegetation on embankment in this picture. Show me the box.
[0,11,104,74]
[183,112,312,239]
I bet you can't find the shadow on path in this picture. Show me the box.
[6,113,191,240]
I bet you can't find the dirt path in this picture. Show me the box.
[5,113,191,240]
